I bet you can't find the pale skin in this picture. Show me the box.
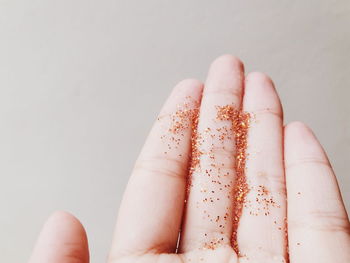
[28,55,350,263]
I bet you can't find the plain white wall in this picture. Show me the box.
[0,1,349,262]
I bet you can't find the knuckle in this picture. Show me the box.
[253,107,283,119]
[285,156,331,170]
[204,86,242,100]
[289,210,350,234]
[61,248,88,263]
[251,107,283,121]
[134,156,188,181]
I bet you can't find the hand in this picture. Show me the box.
[28,55,350,263]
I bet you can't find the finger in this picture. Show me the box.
[179,55,244,252]
[237,72,287,262]
[109,79,203,260]
[28,211,89,263]
[285,122,350,263]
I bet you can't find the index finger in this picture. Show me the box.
[109,79,203,260]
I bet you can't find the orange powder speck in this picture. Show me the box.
[168,104,199,135]
[187,108,200,192]
[159,97,200,196]
[184,103,250,253]
[216,105,250,254]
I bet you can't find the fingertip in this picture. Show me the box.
[172,78,204,97]
[159,78,203,117]
[285,121,311,134]
[176,78,203,88]
[29,211,89,263]
[284,121,316,146]
[246,71,275,87]
[204,54,245,102]
[46,210,87,236]
[284,121,329,168]
[243,71,282,117]
[48,210,78,222]
[210,54,244,72]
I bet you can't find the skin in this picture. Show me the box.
[28,55,350,263]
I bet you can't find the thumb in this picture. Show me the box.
[28,211,89,263]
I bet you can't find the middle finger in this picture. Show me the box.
[179,55,244,252]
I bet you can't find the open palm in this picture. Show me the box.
[29,55,350,263]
